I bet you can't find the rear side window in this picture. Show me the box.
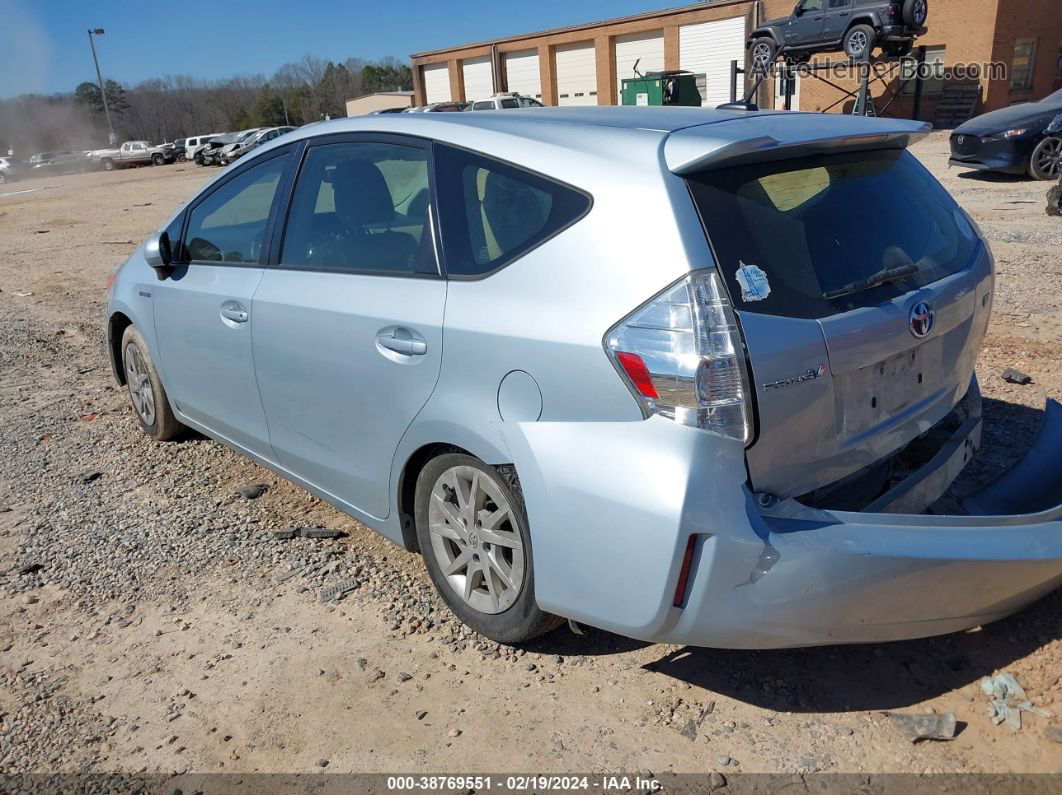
[685,149,979,318]
[434,144,591,278]
[184,153,287,263]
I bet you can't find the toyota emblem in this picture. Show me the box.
[909,301,934,338]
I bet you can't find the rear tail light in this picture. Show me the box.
[887,4,900,17]
[606,268,753,444]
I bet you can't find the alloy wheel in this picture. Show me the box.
[752,42,773,72]
[1034,138,1062,179]
[846,31,869,58]
[913,0,927,24]
[427,465,525,614]
[124,343,156,426]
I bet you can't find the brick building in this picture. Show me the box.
[409,0,1062,124]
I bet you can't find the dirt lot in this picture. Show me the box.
[0,133,1060,781]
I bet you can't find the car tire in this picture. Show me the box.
[102,158,115,172]
[749,37,778,74]
[843,24,876,61]
[415,453,563,644]
[120,325,184,441]
[152,153,164,166]
[884,40,914,58]
[1028,136,1062,181]
[902,0,928,28]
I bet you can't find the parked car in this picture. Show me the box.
[422,102,469,112]
[748,0,928,69]
[370,107,410,114]
[28,151,92,176]
[0,155,19,183]
[949,89,1062,180]
[194,136,232,166]
[466,94,544,111]
[170,138,188,162]
[184,134,221,163]
[92,140,175,171]
[198,128,262,167]
[218,126,295,166]
[106,108,1062,649]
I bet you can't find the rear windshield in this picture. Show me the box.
[686,149,979,318]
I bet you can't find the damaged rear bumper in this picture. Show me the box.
[499,400,1062,649]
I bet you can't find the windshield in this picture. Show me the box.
[686,149,979,318]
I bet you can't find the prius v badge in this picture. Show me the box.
[762,363,828,391]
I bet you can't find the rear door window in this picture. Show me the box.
[685,149,979,317]
[433,144,591,278]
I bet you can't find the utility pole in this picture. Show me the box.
[88,28,116,146]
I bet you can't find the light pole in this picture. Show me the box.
[87,28,116,146]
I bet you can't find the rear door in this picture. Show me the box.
[685,148,993,499]
[251,133,444,520]
[152,146,294,458]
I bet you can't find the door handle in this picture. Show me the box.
[379,335,427,356]
[220,301,248,323]
[377,330,427,356]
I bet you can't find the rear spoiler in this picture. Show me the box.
[665,114,931,174]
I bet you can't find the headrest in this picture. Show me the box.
[332,159,394,225]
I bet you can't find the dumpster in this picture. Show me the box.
[620,70,702,107]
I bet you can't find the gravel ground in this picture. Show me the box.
[0,135,1060,780]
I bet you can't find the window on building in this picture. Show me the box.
[901,46,946,95]
[1011,39,1037,90]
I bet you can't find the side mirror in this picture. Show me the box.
[144,230,173,276]
[793,2,804,14]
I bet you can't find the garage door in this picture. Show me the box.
[555,42,597,106]
[504,49,541,99]
[423,63,451,104]
[462,56,494,102]
[614,31,665,103]
[679,17,747,108]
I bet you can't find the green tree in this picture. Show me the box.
[74,79,130,115]
[249,88,290,127]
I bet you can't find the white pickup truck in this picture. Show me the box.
[92,141,175,171]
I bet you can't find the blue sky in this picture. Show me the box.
[0,0,682,98]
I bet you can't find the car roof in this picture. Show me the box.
[250,106,929,177]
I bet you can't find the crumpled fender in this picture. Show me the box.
[497,416,751,636]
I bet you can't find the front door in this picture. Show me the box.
[153,148,291,459]
[252,136,444,519]
[784,0,828,48]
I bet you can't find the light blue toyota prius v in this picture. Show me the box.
[106,107,1062,648]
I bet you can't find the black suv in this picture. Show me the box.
[748,0,928,70]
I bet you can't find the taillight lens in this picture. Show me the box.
[606,268,753,444]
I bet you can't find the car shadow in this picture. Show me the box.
[956,169,1029,183]
[639,587,1060,712]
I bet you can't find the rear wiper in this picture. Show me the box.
[822,263,919,300]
